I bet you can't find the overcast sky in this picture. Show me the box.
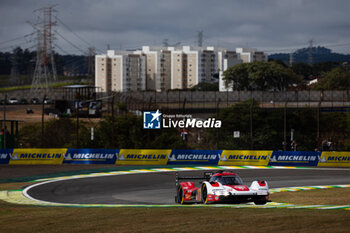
[1,0,350,55]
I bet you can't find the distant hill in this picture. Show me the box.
[268,46,350,64]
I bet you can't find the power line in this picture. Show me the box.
[197,30,203,47]
[308,39,314,65]
[54,44,88,73]
[55,16,104,53]
[0,33,35,45]
[54,43,73,55]
[30,5,57,96]
[56,17,92,47]
[55,30,87,55]
[0,36,35,51]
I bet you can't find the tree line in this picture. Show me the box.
[205,100,350,151]
[17,102,350,151]
[223,60,350,91]
[0,47,88,76]
[19,114,188,149]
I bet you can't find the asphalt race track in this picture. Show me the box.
[26,168,350,205]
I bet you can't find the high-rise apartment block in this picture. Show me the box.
[95,46,266,92]
[219,48,268,91]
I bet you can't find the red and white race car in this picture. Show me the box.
[175,170,269,205]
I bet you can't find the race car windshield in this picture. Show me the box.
[210,176,243,185]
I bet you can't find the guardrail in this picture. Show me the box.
[3,90,350,106]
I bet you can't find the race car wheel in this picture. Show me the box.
[201,184,208,204]
[254,196,267,205]
[177,187,184,204]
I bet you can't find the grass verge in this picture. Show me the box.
[0,183,349,233]
[272,188,350,205]
[0,81,92,92]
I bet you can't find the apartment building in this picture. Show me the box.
[160,50,172,91]
[95,54,109,93]
[218,50,242,91]
[135,46,173,92]
[95,46,265,92]
[219,48,267,91]
[95,50,146,93]
[236,48,267,63]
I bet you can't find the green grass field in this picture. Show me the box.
[0,182,349,233]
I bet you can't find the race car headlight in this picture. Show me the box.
[213,190,229,196]
[213,190,222,195]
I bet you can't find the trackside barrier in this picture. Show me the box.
[63,149,119,164]
[0,149,350,167]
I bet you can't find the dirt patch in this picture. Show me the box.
[3,104,56,124]
[2,104,101,127]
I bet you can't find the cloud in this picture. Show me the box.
[1,0,350,54]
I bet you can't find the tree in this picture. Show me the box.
[191,82,218,91]
[292,63,313,78]
[223,61,301,91]
[313,67,350,90]
[19,118,87,148]
[206,100,285,150]
[81,114,187,149]
[206,100,324,150]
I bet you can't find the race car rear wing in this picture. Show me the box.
[175,170,237,188]
[175,171,215,188]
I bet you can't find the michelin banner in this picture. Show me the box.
[268,151,320,166]
[1,149,350,167]
[116,149,171,165]
[317,152,350,167]
[8,148,67,165]
[63,149,119,164]
[218,150,271,166]
[0,149,13,164]
[167,150,221,165]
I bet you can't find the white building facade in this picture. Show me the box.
[95,46,266,92]
[219,48,268,91]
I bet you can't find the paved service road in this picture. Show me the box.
[27,168,350,205]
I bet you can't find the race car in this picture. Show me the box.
[175,170,269,205]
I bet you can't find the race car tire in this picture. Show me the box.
[254,196,267,205]
[201,183,208,204]
[177,186,184,204]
